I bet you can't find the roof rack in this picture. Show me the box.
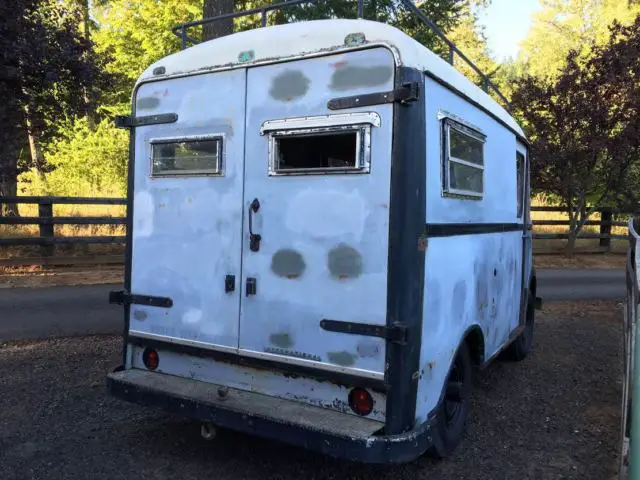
[171,0,511,111]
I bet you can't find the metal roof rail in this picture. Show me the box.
[171,0,511,110]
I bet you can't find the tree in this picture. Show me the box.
[518,0,640,80]
[511,15,640,254]
[0,0,105,215]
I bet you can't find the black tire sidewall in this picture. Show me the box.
[432,341,472,456]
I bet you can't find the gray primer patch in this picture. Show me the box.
[269,70,310,101]
[269,332,294,349]
[133,310,147,321]
[271,249,305,279]
[329,65,393,91]
[357,342,380,358]
[136,96,160,110]
[328,244,362,279]
[327,351,357,367]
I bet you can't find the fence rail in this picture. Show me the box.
[0,197,636,266]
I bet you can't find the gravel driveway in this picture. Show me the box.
[0,300,623,480]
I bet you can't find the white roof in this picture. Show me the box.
[139,18,524,137]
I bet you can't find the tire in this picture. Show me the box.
[503,291,535,361]
[428,341,473,459]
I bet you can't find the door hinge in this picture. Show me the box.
[114,113,178,129]
[320,319,408,344]
[109,290,173,308]
[327,82,420,110]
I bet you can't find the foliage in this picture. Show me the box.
[518,0,640,80]
[20,117,128,198]
[0,0,107,214]
[511,15,640,254]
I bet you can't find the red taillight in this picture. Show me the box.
[142,348,159,370]
[349,388,373,416]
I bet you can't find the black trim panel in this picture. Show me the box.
[385,66,427,435]
[127,335,388,393]
[424,70,529,146]
[107,367,437,464]
[425,222,523,237]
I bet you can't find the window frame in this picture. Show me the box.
[148,133,225,178]
[516,150,526,218]
[440,115,486,199]
[260,112,380,177]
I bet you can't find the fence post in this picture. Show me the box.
[600,207,613,250]
[38,199,54,257]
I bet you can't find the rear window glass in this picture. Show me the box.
[274,131,358,171]
[151,137,222,176]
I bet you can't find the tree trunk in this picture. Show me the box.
[0,157,19,217]
[24,107,48,180]
[79,0,95,130]
[564,231,577,257]
[203,0,234,40]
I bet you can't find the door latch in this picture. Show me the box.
[246,277,257,296]
[225,275,235,293]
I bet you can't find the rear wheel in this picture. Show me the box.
[503,291,535,361]
[428,342,472,458]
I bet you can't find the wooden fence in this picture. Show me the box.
[0,196,126,266]
[0,196,635,266]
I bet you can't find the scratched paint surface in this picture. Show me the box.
[129,69,247,350]
[129,346,386,421]
[414,75,525,425]
[239,47,395,376]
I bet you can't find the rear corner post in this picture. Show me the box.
[385,66,427,435]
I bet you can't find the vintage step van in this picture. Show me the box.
[107,0,540,464]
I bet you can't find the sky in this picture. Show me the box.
[476,0,542,62]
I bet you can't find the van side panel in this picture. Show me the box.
[414,76,523,425]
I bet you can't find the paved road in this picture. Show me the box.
[0,268,626,342]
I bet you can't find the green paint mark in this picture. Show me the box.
[344,32,366,46]
[238,50,255,63]
[327,351,357,367]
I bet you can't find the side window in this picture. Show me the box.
[150,136,224,177]
[442,118,485,198]
[261,113,380,176]
[516,151,525,218]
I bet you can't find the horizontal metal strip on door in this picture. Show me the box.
[127,334,388,393]
[327,82,420,110]
[424,222,523,237]
[320,319,407,344]
[114,113,178,128]
[109,290,173,308]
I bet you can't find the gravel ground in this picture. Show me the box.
[0,300,623,480]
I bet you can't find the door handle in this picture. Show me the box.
[224,275,235,293]
[248,198,261,252]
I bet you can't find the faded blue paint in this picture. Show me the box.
[414,75,525,425]
[129,69,247,351]
[239,47,395,377]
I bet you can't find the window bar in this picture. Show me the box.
[357,0,364,18]
[261,9,268,27]
[180,26,187,50]
[448,45,454,65]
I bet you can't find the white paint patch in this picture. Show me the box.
[182,308,203,324]
[133,191,154,237]
[285,189,367,240]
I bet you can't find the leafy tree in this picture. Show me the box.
[518,0,640,80]
[511,15,640,254]
[0,0,105,216]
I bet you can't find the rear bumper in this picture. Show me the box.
[106,366,436,464]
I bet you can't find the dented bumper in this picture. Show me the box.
[106,366,436,464]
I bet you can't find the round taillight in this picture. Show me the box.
[349,388,373,416]
[142,348,159,370]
